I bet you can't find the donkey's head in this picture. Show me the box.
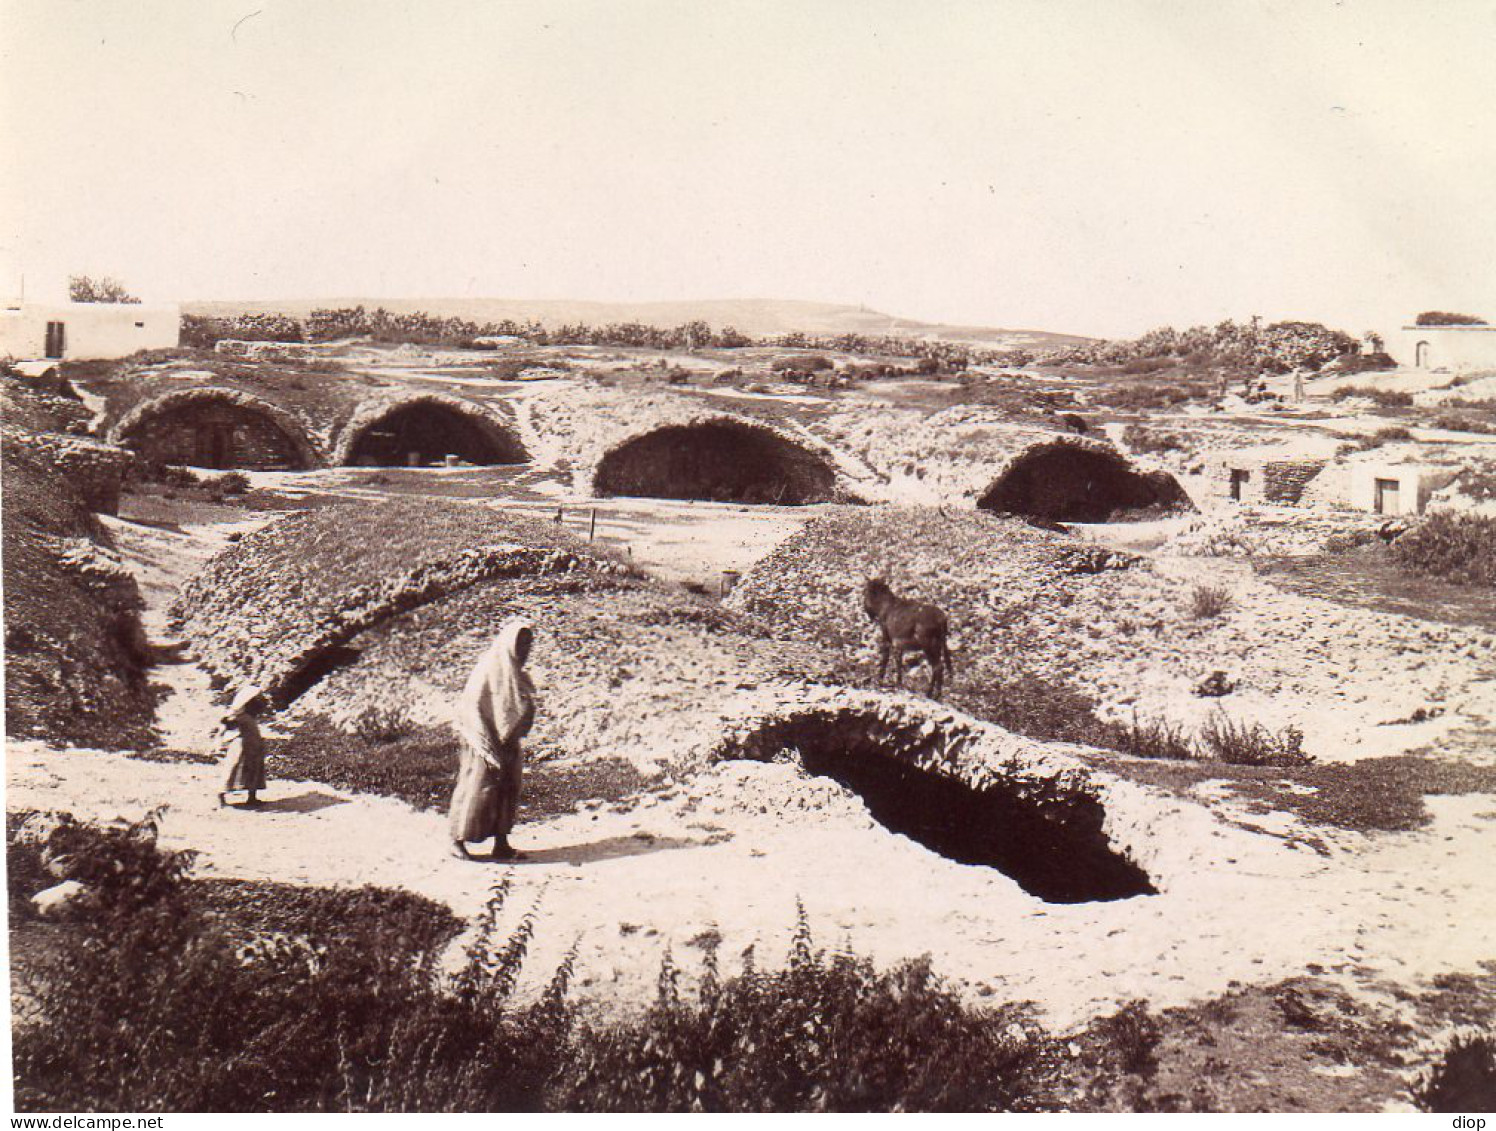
[862,577,894,620]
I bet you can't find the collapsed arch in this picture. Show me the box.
[978,441,1194,523]
[110,387,318,471]
[722,703,1154,903]
[593,419,840,504]
[335,394,527,467]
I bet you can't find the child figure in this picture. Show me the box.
[217,685,268,808]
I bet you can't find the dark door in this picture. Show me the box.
[1229,468,1250,501]
[44,321,66,359]
[1374,477,1400,515]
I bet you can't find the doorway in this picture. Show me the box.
[1374,477,1401,515]
[1415,341,1431,368]
[44,321,66,359]
[1229,468,1250,501]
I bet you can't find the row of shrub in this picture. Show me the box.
[174,307,1033,371]
[1040,318,1358,374]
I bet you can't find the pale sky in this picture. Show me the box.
[2,0,1493,338]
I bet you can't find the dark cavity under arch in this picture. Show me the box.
[730,707,1155,904]
[594,421,840,505]
[978,442,1194,523]
[343,402,527,467]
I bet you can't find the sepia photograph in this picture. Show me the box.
[3,0,1495,1116]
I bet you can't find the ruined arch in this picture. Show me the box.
[110,387,319,471]
[720,702,1154,903]
[334,393,527,467]
[593,418,840,504]
[977,440,1194,523]
[1415,340,1432,368]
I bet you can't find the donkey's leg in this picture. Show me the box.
[892,647,905,688]
[876,636,890,684]
[927,646,943,698]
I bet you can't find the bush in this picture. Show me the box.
[1391,512,1496,587]
[1196,715,1312,767]
[1332,386,1413,408]
[1410,1031,1496,1112]
[556,910,1045,1112]
[1096,713,1195,762]
[12,816,570,1113]
[1429,412,1496,435]
[1188,584,1232,619]
[1121,426,1186,455]
[1416,311,1488,326]
[1354,425,1416,451]
[352,703,416,744]
[13,816,1050,1113]
[771,355,834,373]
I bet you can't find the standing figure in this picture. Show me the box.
[449,619,537,862]
[862,578,955,699]
[217,685,268,808]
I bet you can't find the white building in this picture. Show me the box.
[1348,462,1459,516]
[1386,323,1496,372]
[0,299,180,362]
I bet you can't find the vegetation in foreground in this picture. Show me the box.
[1392,512,1496,588]
[12,812,1492,1113]
[9,815,1045,1113]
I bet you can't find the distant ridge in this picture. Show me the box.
[182,296,1093,351]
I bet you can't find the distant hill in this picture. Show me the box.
[182,296,1092,351]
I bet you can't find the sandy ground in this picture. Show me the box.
[8,509,1496,1034]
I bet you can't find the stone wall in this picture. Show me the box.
[1,428,133,515]
[127,401,306,470]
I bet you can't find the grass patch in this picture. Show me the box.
[268,715,648,817]
[1085,752,1496,833]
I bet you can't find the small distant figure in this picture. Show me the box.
[862,578,954,699]
[217,685,268,808]
[1056,412,1089,435]
[449,619,537,862]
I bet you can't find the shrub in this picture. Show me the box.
[1188,585,1232,619]
[1416,311,1488,326]
[1357,425,1415,450]
[1332,386,1413,408]
[556,910,1045,1112]
[1096,713,1195,761]
[1121,425,1186,455]
[1429,412,1496,435]
[1196,715,1312,767]
[12,816,569,1113]
[1391,512,1496,587]
[352,703,416,744]
[1410,1031,1496,1112]
[771,355,834,373]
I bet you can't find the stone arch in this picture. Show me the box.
[977,440,1194,523]
[1415,340,1432,368]
[717,700,1154,903]
[333,393,527,467]
[110,387,319,470]
[593,418,841,504]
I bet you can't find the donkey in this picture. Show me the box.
[862,578,954,698]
